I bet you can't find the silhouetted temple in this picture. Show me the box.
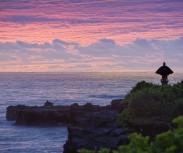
[156,62,173,85]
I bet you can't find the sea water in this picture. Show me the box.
[0,72,183,153]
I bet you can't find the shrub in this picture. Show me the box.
[118,81,183,126]
[78,149,96,153]
[117,108,131,127]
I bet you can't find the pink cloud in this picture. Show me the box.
[0,0,183,45]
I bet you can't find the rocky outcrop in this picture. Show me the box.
[6,105,27,121]
[7,105,70,125]
[128,119,171,137]
[6,99,124,126]
[6,99,130,152]
[6,99,171,153]
[44,101,54,107]
[64,127,132,153]
[62,100,132,153]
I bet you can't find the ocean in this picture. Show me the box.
[0,72,183,153]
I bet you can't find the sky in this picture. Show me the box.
[0,0,183,72]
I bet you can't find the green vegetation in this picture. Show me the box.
[78,81,183,153]
[118,81,183,126]
[78,116,183,153]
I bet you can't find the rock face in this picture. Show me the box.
[128,119,171,137]
[6,100,123,126]
[62,100,133,153]
[64,127,131,153]
[44,101,54,107]
[7,105,70,125]
[6,105,27,121]
[6,99,130,152]
[6,99,171,153]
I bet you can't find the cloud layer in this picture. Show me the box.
[0,37,182,72]
[0,0,183,44]
[0,0,183,72]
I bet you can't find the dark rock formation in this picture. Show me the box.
[6,100,123,126]
[111,99,128,112]
[6,105,27,121]
[63,127,132,153]
[6,99,171,153]
[128,119,171,137]
[6,99,128,152]
[7,105,70,125]
[44,100,54,107]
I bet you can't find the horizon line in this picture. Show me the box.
[0,71,182,73]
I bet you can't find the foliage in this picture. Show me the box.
[172,116,183,128]
[78,149,96,153]
[78,81,183,153]
[98,148,110,153]
[115,133,151,153]
[118,81,183,126]
[117,109,131,127]
[78,116,183,153]
[78,148,110,153]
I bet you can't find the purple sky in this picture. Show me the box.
[0,0,183,72]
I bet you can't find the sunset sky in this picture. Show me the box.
[0,0,183,72]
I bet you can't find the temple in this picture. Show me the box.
[156,62,173,85]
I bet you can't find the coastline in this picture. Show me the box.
[6,99,170,153]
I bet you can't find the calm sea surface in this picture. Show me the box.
[0,72,183,153]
